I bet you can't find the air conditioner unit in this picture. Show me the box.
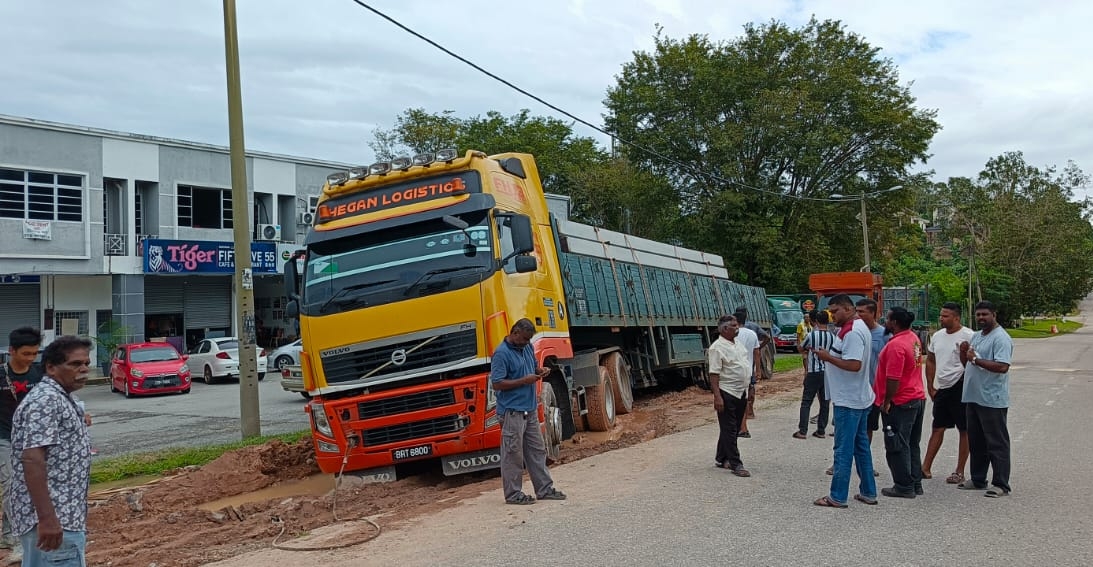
[298,211,316,225]
[257,224,282,241]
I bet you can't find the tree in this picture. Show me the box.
[604,19,941,290]
[368,108,608,198]
[935,152,1093,324]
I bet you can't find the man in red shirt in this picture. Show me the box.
[875,307,926,499]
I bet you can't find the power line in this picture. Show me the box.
[346,0,902,203]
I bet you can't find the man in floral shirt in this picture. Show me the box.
[7,336,92,566]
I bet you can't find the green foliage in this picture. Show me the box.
[90,431,310,484]
[1007,318,1081,338]
[604,18,941,290]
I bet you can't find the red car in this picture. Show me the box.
[110,342,192,397]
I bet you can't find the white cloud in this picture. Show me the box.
[0,0,1089,198]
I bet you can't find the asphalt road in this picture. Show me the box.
[80,374,311,457]
[214,297,1093,567]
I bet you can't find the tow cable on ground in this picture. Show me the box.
[270,444,382,551]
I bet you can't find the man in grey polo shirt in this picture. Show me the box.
[490,319,566,505]
[958,300,1014,498]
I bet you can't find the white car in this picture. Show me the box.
[187,337,269,384]
[268,339,302,371]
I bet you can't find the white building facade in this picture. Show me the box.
[0,114,345,365]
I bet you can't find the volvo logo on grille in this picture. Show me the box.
[390,348,408,366]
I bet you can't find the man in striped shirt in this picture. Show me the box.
[795,310,833,439]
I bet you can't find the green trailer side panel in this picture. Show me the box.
[560,251,769,329]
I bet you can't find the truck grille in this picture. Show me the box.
[362,415,467,446]
[322,327,478,384]
[358,389,456,420]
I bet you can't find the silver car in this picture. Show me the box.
[268,339,302,371]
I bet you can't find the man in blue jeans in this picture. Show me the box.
[8,336,93,566]
[811,294,877,508]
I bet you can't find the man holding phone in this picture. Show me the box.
[490,318,567,505]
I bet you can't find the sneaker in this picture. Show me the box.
[538,488,567,501]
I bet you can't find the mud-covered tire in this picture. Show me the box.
[585,367,616,432]
[540,382,563,464]
[603,352,633,415]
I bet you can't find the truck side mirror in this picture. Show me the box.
[514,255,538,273]
[286,299,299,319]
[284,250,304,300]
[510,214,534,255]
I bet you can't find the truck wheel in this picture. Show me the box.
[603,352,633,415]
[584,367,616,432]
[540,382,563,464]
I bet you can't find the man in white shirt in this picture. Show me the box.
[921,302,975,484]
[708,315,757,478]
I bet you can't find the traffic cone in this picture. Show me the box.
[1050,324,1059,334]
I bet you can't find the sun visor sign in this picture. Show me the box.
[316,171,481,223]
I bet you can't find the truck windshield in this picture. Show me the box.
[775,310,804,327]
[302,212,493,315]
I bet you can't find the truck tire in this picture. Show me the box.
[603,352,633,415]
[540,382,563,464]
[585,367,616,432]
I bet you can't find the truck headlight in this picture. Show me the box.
[309,402,334,437]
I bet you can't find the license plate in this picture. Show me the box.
[391,444,432,462]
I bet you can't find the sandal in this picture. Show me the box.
[946,472,965,484]
[505,493,536,505]
[957,480,987,490]
[538,488,567,501]
[813,496,847,508]
[731,467,751,477]
[984,487,1010,498]
[792,431,808,439]
[854,494,878,505]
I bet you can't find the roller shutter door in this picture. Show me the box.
[144,277,184,314]
[0,285,40,349]
[183,277,231,330]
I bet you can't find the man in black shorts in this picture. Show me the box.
[921,303,975,483]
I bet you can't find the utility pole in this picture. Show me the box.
[223,0,261,438]
[860,193,871,272]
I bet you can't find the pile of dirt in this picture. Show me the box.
[30,368,806,567]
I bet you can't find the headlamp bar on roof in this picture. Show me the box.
[347,167,367,180]
[391,156,413,170]
[435,148,458,162]
[369,162,392,175]
[412,153,434,166]
[326,171,349,186]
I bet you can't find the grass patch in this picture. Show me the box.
[90,430,310,485]
[1007,318,1082,339]
[774,353,804,374]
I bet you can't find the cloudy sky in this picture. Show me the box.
[1,0,1090,197]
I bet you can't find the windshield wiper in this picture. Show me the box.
[402,266,485,297]
[318,279,397,313]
